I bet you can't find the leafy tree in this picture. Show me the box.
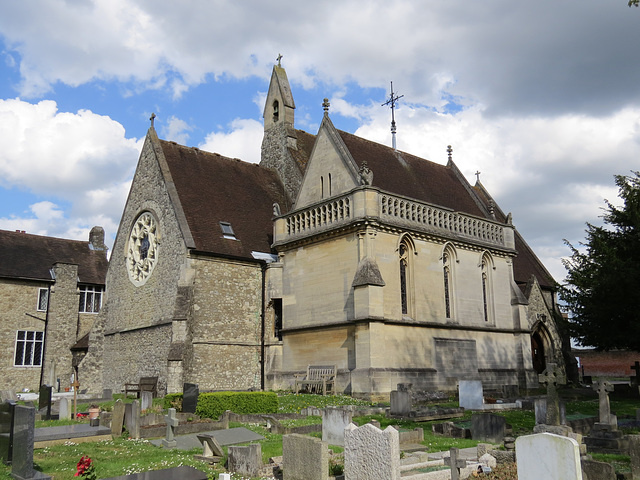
[561,172,640,350]
[630,0,639,7]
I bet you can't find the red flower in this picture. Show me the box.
[75,456,96,479]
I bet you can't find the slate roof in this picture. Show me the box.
[160,140,289,259]
[0,229,108,284]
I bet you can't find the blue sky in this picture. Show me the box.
[1,1,640,284]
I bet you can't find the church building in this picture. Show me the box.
[79,63,566,400]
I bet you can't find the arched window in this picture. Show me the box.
[480,253,494,323]
[272,100,279,123]
[442,244,457,320]
[398,236,415,317]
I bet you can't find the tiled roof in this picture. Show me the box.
[0,229,107,284]
[160,140,289,258]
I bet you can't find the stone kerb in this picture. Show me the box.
[344,422,400,480]
[322,407,352,447]
[516,432,582,480]
[283,433,328,480]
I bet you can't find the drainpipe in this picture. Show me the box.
[260,262,267,391]
[39,283,52,388]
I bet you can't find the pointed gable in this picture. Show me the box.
[159,141,288,259]
[263,65,295,129]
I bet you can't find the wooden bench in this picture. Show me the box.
[124,376,158,398]
[294,365,336,395]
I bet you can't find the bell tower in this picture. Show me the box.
[260,56,303,205]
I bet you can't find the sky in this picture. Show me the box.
[0,1,639,286]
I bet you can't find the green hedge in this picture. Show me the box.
[163,391,278,419]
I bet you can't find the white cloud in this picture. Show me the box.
[162,115,193,145]
[199,118,263,164]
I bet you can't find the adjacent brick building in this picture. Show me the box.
[0,227,107,392]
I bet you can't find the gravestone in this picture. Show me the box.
[459,380,483,410]
[58,398,70,420]
[111,399,125,436]
[534,398,566,426]
[344,423,400,480]
[283,433,328,480]
[38,385,52,421]
[12,405,52,479]
[389,383,412,416]
[629,435,640,479]
[631,362,640,388]
[162,408,179,448]
[471,413,507,443]
[516,433,582,480]
[444,447,467,480]
[1,390,17,402]
[322,407,352,446]
[538,363,565,426]
[140,391,153,412]
[595,380,616,428]
[581,459,616,480]
[102,389,113,400]
[585,380,627,453]
[227,443,262,478]
[182,383,199,414]
[124,400,140,439]
[0,400,16,463]
[194,434,223,463]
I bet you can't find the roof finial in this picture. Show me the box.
[150,113,156,128]
[277,53,283,67]
[382,81,404,151]
[322,98,330,115]
[475,170,481,183]
[447,145,453,162]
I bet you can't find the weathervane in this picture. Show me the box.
[382,81,404,151]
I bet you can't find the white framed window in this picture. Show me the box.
[37,288,49,312]
[79,286,103,313]
[14,330,44,366]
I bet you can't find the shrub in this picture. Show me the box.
[163,393,183,411]
[195,392,278,419]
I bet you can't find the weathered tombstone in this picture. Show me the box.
[443,447,467,480]
[124,400,140,439]
[12,405,52,479]
[183,383,199,414]
[111,399,125,436]
[58,397,70,420]
[140,391,152,412]
[581,459,616,480]
[595,380,616,428]
[322,407,352,446]
[38,385,52,421]
[0,400,16,463]
[459,380,483,410]
[1,390,17,402]
[629,435,640,479]
[283,433,328,480]
[227,443,262,478]
[162,408,179,448]
[516,432,582,480]
[389,383,412,416]
[534,397,567,426]
[194,434,223,463]
[471,413,507,443]
[102,388,113,400]
[344,423,400,480]
[538,363,565,426]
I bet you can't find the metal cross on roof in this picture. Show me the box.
[382,81,404,151]
[277,53,283,66]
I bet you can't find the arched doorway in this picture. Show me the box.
[531,330,546,374]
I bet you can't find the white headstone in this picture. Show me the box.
[59,397,70,420]
[141,391,153,411]
[322,407,352,446]
[459,380,483,410]
[516,433,582,480]
[344,423,400,480]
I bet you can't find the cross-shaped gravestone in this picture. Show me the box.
[539,363,565,426]
[596,379,615,427]
[162,408,179,448]
[631,362,640,387]
[444,447,467,480]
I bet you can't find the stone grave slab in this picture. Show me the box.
[58,397,70,420]
[182,383,199,414]
[101,465,207,480]
[322,407,352,446]
[458,380,483,410]
[149,427,265,450]
[12,405,52,480]
[390,383,412,416]
[38,385,52,420]
[227,443,261,478]
[141,391,153,412]
[34,423,111,443]
[471,413,507,443]
[344,423,400,480]
[581,459,616,480]
[516,432,582,480]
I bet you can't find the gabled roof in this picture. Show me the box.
[159,140,289,259]
[0,229,108,284]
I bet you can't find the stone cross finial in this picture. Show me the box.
[322,98,330,115]
[277,53,283,66]
[150,113,156,128]
[447,145,453,162]
[475,170,481,182]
